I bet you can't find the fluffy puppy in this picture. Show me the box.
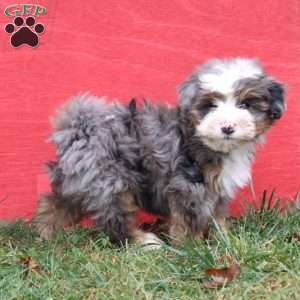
[33,58,286,248]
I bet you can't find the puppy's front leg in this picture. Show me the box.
[169,211,190,246]
[214,198,229,234]
[168,197,210,245]
[169,210,210,245]
[215,216,228,234]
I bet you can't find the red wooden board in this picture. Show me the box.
[0,0,299,222]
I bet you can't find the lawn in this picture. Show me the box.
[0,197,300,300]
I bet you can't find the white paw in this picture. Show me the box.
[139,232,164,250]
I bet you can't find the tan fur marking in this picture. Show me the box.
[169,212,190,245]
[32,194,81,239]
[255,118,273,136]
[204,160,223,193]
[119,191,139,214]
[216,217,228,234]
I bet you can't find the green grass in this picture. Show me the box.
[1,202,300,300]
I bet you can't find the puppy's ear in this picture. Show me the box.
[178,75,201,110]
[268,80,286,120]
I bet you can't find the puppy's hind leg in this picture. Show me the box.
[32,193,82,239]
[95,191,164,250]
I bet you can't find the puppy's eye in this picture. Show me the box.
[238,102,250,109]
[201,102,217,110]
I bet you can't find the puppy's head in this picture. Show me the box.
[179,58,286,152]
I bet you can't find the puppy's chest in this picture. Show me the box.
[216,148,254,199]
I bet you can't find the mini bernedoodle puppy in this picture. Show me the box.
[33,58,286,248]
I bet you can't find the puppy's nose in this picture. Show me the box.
[221,125,235,135]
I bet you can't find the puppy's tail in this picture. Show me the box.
[49,94,114,194]
[50,93,109,132]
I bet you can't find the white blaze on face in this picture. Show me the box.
[195,98,256,152]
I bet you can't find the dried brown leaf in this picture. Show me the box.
[203,263,241,289]
[20,256,42,276]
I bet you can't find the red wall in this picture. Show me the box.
[0,0,299,221]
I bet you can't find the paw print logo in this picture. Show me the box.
[5,16,44,48]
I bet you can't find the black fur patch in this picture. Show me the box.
[268,81,285,119]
